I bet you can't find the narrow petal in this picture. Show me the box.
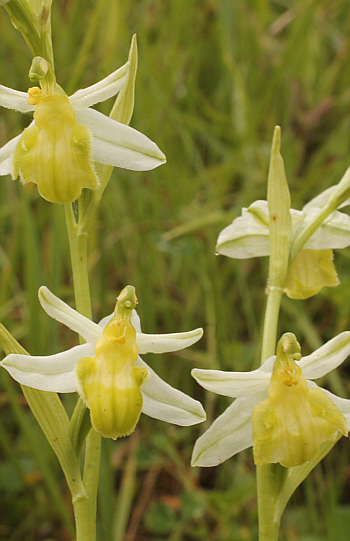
[137,327,203,354]
[191,357,274,398]
[0,132,25,175]
[69,62,129,109]
[39,286,102,343]
[136,358,206,426]
[0,84,35,112]
[307,381,350,430]
[1,343,94,392]
[76,108,166,171]
[299,332,350,380]
[191,395,263,467]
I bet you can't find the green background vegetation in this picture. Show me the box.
[0,0,349,539]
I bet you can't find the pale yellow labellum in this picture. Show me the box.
[284,249,339,299]
[75,286,149,439]
[11,86,99,203]
[252,333,347,467]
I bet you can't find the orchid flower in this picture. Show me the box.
[0,57,166,203]
[1,286,205,439]
[216,174,350,299]
[191,332,350,467]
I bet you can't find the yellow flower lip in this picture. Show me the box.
[75,285,149,440]
[12,85,99,203]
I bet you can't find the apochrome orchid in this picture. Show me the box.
[1,286,206,438]
[0,57,166,203]
[216,172,350,299]
[191,332,350,467]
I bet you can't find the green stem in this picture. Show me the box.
[72,429,102,541]
[256,464,287,541]
[260,286,283,363]
[256,127,291,540]
[64,203,92,320]
[257,281,285,540]
[64,201,101,541]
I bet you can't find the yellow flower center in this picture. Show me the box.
[75,286,149,440]
[252,333,347,467]
[11,85,99,203]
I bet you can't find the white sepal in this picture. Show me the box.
[137,358,206,426]
[191,359,272,399]
[216,201,270,259]
[1,343,94,392]
[191,395,262,467]
[0,84,34,113]
[39,286,102,343]
[76,108,166,171]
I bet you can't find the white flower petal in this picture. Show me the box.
[69,62,129,109]
[192,355,274,398]
[191,395,262,467]
[0,84,35,113]
[0,343,93,392]
[136,358,206,426]
[0,132,24,175]
[302,210,350,250]
[192,364,272,398]
[137,327,203,354]
[299,332,350,380]
[76,108,166,171]
[307,381,350,430]
[39,286,102,343]
[216,201,270,259]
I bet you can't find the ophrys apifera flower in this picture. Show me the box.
[1,286,205,438]
[0,55,165,203]
[191,332,349,467]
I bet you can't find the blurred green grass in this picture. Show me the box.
[0,0,349,540]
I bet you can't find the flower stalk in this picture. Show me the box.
[64,205,101,540]
[257,126,292,540]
